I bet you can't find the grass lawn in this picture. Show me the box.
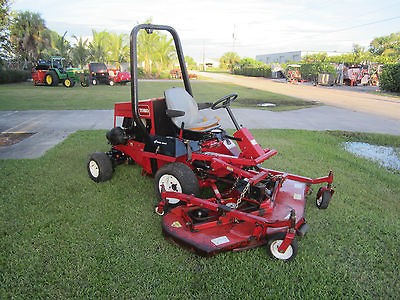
[1,129,399,299]
[0,81,316,111]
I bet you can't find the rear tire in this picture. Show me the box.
[154,162,199,205]
[45,71,59,86]
[87,152,113,182]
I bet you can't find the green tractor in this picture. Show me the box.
[38,57,89,88]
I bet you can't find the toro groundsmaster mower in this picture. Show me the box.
[87,24,335,261]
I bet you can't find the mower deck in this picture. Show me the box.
[162,179,307,256]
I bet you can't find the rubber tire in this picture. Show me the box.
[92,78,98,85]
[316,187,331,209]
[45,71,59,86]
[81,77,89,87]
[63,78,75,88]
[154,162,199,204]
[87,152,113,183]
[266,232,298,262]
[109,80,115,86]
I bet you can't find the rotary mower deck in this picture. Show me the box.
[87,24,335,261]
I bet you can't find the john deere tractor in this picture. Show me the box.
[32,57,89,88]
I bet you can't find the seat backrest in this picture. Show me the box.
[164,87,198,128]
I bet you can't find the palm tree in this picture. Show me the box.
[137,28,160,76]
[137,28,176,77]
[50,31,70,59]
[71,35,89,68]
[220,52,241,73]
[89,30,108,62]
[107,32,129,67]
[154,34,176,76]
[10,10,47,67]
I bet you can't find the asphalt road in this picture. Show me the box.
[1,75,400,159]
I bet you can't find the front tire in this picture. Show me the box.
[87,152,113,182]
[154,162,199,205]
[266,232,298,262]
[63,78,75,88]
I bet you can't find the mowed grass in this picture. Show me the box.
[0,81,315,111]
[1,129,399,299]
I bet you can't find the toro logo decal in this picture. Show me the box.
[138,105,150,117]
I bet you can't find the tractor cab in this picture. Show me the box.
[51,57,65,71]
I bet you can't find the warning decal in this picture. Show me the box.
[211,236,230,246]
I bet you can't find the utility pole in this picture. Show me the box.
[202,40,205,71]
[232,24,237,52]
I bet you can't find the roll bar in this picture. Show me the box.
[130,24,192,137]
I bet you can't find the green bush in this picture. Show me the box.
[379,63,400,92]
[300,63,336,82]
[0,69,31,84]
[233,66,272,78]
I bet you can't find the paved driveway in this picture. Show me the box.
[198,72,400,120]
[1,104,400,159]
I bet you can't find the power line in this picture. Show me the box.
[327,16,400,34]
[232,15,400,51]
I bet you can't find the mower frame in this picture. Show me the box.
[87,24,335,261]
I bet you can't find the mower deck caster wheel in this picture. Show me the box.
[87,152,113,182]
[266,232,298,262]
[316,187,332,209]
[155,206,165,216]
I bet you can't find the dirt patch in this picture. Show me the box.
[0,132,36,147]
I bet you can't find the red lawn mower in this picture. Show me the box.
[87,24,335,261]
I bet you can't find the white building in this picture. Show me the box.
[256,50,348,64]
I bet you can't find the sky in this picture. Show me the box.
[10,0,400,62]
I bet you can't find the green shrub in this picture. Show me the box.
[0,70,31,84]
[300,63,336,82]
[233,66,272,78]
[379,63,400,93]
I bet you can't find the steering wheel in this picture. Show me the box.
[211,93,238,110]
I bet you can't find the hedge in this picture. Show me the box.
[379,63,400,93]
[300,63,336,82]
[0,70,31,84]
[233,66,272,78]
